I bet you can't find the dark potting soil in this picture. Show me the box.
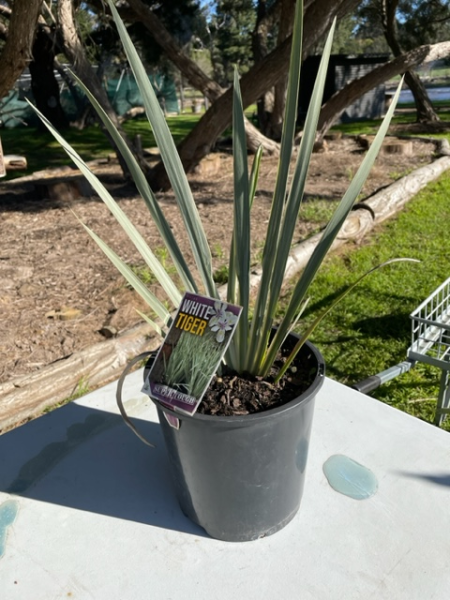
[198,343,318,417]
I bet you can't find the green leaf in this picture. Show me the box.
[266,21,336,322]
[79,221,172,328]
[249,145,263,207]
[274,258,420,383]
[69,72,197,294]
[135,309,165,338]
[261,77,404,376]
[107,0,217,298]
[248,16,336,372]
[229,67,251,366]
[29,101,182,309]
[246,0,305,371]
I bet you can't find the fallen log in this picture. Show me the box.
[4,155,27,171]
[250,155,450,289]
[34,176,93,201]
[0,323,160,433]
[365,156,450,225]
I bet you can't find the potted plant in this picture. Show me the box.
[33,0,413,541]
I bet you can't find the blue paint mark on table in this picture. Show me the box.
[0,499,19,558]
[323,454,378,500]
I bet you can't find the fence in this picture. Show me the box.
[0,67,179,129]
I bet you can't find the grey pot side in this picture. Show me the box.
[149,338,326,542]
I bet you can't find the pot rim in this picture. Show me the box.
[152,339,325,425]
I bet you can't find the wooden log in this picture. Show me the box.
[244,156,450,293]
[4,155,27,170]
[193,153,225,178]
[0,323,160,433]
[382,140,413,155]
[437,139,450,157]
[324,131,342,141]
[365,156,450,225]
[34,177,93,201]
[356,136,415,155]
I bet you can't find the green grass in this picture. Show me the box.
[0,114,202,179]
[283,174,450,430]
[124,114,201,145]
[300,198,341,227]
[131,246,179,287]
[213,265,229,285]
[332,108,450,138]
[43,377,91,413]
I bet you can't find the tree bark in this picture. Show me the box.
[317,41,450,138]
[146,0,359,190]
[381,0,439,123]
[268,0,296,140]
[29,24,68,129]
[125,0,222,101]
[0,0,43,100]
[403,70,440,123]
[125,0,280,155]
[252,0,275,135]
[57,0,120,127]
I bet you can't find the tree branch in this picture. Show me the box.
[0,5,12,19]
[146,0,359,188]
[317,40,450,136]
[125,0,281,154]
[0,0,43,99]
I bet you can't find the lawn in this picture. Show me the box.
[0,114,201,177]
[285,173,450,431]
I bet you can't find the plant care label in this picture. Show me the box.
[142,292,242,416]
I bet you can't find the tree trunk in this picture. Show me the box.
[252,0,273,135]
[56,0,145,178]
[0,0,43,100]
[147,0,359,190]
[125,0,279,156]
[54,57,86,116]
[403,69,440,123]
[29,25,68,129]
[268,0,295,140]
[316,41,450,139]
[246,121,281,155]
[125,0,223,101]
[381,0,439,123]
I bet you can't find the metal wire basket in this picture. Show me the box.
[353,277,450,426]
[408,277,450,368]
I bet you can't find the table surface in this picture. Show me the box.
[1,371,449,600]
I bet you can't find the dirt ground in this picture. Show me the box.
[0,133,440,387]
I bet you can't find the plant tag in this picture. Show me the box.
[163,412,180,430]
[142,292,242,417]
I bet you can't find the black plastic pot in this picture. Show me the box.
[147,337,325,542]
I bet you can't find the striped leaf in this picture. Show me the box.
[107,0,217,298]
[31,102,182,309]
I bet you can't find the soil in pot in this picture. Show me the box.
[198,337,319,416]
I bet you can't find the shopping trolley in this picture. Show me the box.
[353,277,450,426]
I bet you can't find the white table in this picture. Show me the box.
[1,372,449,599]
